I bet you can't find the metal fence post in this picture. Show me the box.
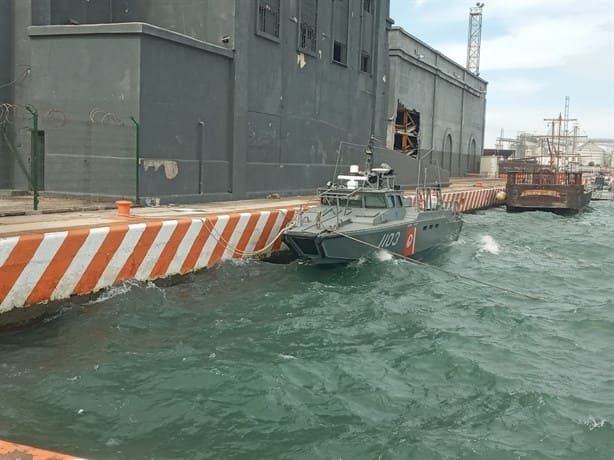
[25,105,39,211]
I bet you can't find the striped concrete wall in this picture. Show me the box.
[0,188,503,320]
[0,209,296,316]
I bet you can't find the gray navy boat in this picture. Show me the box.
[282,140,463,264]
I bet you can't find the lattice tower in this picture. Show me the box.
[466,3,485,75]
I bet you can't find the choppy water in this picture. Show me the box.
[1,202,614,459]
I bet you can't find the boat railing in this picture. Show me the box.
[506,171,584,186]
[415,185,443,211]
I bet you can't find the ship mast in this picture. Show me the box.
[544,113,577,173]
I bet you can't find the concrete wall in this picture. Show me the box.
[0,1,14,188]
[388,27,488,177]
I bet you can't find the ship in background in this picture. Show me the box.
[589,173,614,201]
[504,113,591,214]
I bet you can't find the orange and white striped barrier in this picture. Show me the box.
[441,188,503,212]
[407,188,504,212]
[0,439,85,459]
[0,209,295,316]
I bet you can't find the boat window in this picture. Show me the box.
[435,223,439,228]
[320,196,361,207]
[395,195,403,207]
[429,224,433,229]
[342,197,363,207]
[423,225,427,230]
[386,195,395,208]
[364,194,387,208]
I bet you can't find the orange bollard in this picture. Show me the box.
[115,200,133,217]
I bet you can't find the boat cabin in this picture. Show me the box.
[318,164,406,209]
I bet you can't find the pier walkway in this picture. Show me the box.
[0,177,505,329]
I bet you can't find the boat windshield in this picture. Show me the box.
[364,194,387,208]
[321,196,363,207]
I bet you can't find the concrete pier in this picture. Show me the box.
[0,179,504,329]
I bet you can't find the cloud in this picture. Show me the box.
[397,0,614,73]
[491,78,547,96]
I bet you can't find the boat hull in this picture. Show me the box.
[283,212,462,264]
[591,190,614,201]
[505,184,591,214]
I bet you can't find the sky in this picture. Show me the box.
[389,0,614,147]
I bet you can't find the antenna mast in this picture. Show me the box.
[563,96,570,154]
[466,3,485,76]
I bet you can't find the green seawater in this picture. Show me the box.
[1,202,614,460]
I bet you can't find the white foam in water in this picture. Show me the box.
[585,416,607,431]
[479,234,500,255]
[278,353,296,360]
[87,281,136,304]
[375,250,394,262]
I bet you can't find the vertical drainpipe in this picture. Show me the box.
[130,116,140,203]
[198,120,205,195]
[25,105,38,210]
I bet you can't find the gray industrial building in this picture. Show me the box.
[0,0,487,204]
[387,27,487,176]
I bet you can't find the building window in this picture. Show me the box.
[333,41,346,64]
[360,51,371,73]
[363,0,373,14]
[298,0,318,54]
[332,0,348,65]
[257,0,281,40]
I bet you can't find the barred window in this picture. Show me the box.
[298,0,318,54]
[360,51,371,73]
[333,41,347,64]
[257,0,280,39]
[332,0,348,65]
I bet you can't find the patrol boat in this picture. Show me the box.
[282,139,463,264]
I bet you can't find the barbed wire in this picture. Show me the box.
[43,108,67,127]
[0,65,31,90]
[89,107,125,126]
[0,102,35,126]
[0,103,17,125]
